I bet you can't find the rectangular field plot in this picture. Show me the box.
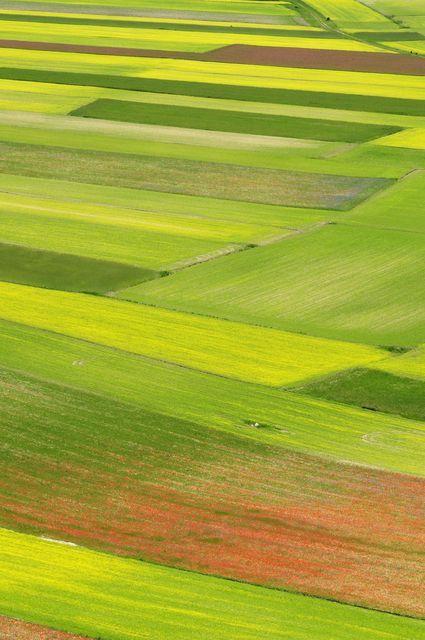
[0,141,392,208]
[0,366,424,616]
[0,318,423,475]
[2,529,423,640]
[71,98,401,142]
[126,224,425,346]
[0,282,384,385]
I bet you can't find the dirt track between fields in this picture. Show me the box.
[1,39,424,75]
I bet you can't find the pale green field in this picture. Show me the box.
[0,191,280,269]
[125,224,425,347]
[0,281,384,386]
[3,528,424,640]
[0,318,423,474]
[0,173,331,228]
[342,169,425,233]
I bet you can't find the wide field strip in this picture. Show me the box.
[0,173,332,228]
[1,77,424,129]
[1,318,423,474]
[2,530,423,640]
[0,110,340,159]
[0,48,424,100]
[1,366,424,616]
[71,99,400,142]
[303,0,390,25]
[1,67,424,116]
[0,191,277,270]
[0,282,384,386]
[0,141,390,209]
[0,12,338,38]
[0,242,155,292]
[126,224,425,347]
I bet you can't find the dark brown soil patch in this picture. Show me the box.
[205,44,425,76]
[0,616,87,639]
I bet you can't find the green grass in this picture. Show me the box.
[0,68,424,116]
[0,281,385,386]
[0,241,154,292]
[0,191,277,270]
[2,528,424,640]
[0,173,331,229]
[0,318,423,475]
[342,170,425,233]
[375,345,425,381]
[71,99,400,143]
[0,141,390,209]
[295,367,425,422]
[125,224,425,346]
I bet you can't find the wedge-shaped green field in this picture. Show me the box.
[71,99,400,143]
[1,529,424,640]
[296,367,425,422]
[0,242,154,292]
[343,169,425,233]
[0,141,390,209]
[375,345,425,381]
[126,224,425,346]
[0,282,383,386]
[1,319,423,475]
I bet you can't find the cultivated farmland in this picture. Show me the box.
[0,0,423,639]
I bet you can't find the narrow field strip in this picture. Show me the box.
[0,366,424,616]
[373,127,425,150]
[1,318,423,475]
[71,98,400,142]
[0,528,424,640]
[0,281,384,386]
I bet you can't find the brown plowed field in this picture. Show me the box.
[0,616,86,639]
[2,39,424,75]
[205,44,425,75]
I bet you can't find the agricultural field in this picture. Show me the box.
[0,0,423,639]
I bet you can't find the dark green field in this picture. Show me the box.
[72,99,400,142]
[295,368,425,422]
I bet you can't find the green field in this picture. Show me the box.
[71,99,400,142]
[3,529,424,640]
[0,0,424,636]
[0,318,423,476]
[296,367,425,422]
[123,224,425,346]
